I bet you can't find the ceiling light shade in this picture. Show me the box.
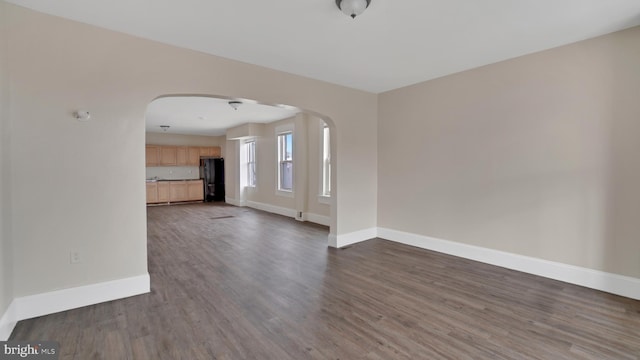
[228,101,242,110]
[160,125,170,132]
[73,110,91,121]
[336,0,371,19]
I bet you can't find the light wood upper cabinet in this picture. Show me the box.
[145,144,220,167]
[187,147,200,166]
[160,146,178,166]
[199,147,210,157]
[145,146,160,167]
[176,146,188,166]
[210,146,221,158]
[199,146,221,158]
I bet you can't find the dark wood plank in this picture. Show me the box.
[10,203,640,359]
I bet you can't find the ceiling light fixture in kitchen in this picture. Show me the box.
[160,125,170,132]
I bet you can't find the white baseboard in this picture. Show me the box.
[238,197,365,247]
[328,233,338,248]
[332,227,378,248]
[306,213,330,227]
[246,201,296,218]
[0,300,17,341]
[224,197,245,207]
[0,273,150,340]
[378,228,640,300]
[243,200,329,227]
[15,274,150,321]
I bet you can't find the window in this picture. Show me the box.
[246,140,256,187]
[321,124,331,197]
[277,132,293,192]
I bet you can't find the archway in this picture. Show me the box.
[144,94,337,243]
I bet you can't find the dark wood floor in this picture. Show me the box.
[11,203,640,359]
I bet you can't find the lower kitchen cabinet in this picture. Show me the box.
[146,182,158,203]
[157,182,170,202]
[187,180,204,201]
[169,182,188,202]
[146,180,204,204]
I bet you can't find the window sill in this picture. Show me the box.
[276,189,294,198]
[317,195,331,204]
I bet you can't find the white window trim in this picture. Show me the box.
[318,194,331,204]
[245,139,257,188]
[275,123,294,197]
[318,121,331,202]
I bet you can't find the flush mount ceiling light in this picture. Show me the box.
[336,0,371,19]
[228,101,242,110]
[73,110,91,121]
[160,125,170,132]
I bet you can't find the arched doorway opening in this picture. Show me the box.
[143,94,337,243]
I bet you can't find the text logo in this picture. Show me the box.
[0,342,58,359]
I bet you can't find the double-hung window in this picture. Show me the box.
[246,140,256,187]
[277,132,293,192]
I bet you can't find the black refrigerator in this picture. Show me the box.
[201,158,225,202]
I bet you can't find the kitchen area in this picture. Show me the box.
[145,144,224,205]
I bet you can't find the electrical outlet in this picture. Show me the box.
[70,251,82,264]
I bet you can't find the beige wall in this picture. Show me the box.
[10,0,635,310]
[225,123,262,140]
[244,118,296,209]
[378,26,640,278]
[6,3,377,297]
[306,116,331,218]
[225,140,238,206]
[227,115,330,220]
[0,0,13,318]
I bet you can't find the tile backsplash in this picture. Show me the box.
[146,166,200,180]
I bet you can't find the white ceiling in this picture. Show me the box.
[145,97,299,136]
[7,0,640,93]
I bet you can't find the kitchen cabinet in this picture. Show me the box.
[146,145,219,167]
[145,146,160,167]
[187,147,200,166]
[169,181,188,202]
[199,146,221,158]
[187,180,204,201]
[157,182,170,202]
[211,147,221,157]
[160,146,178,166]
[147,180,203,204]
[176,146,188,166]
[146,182,158,203]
